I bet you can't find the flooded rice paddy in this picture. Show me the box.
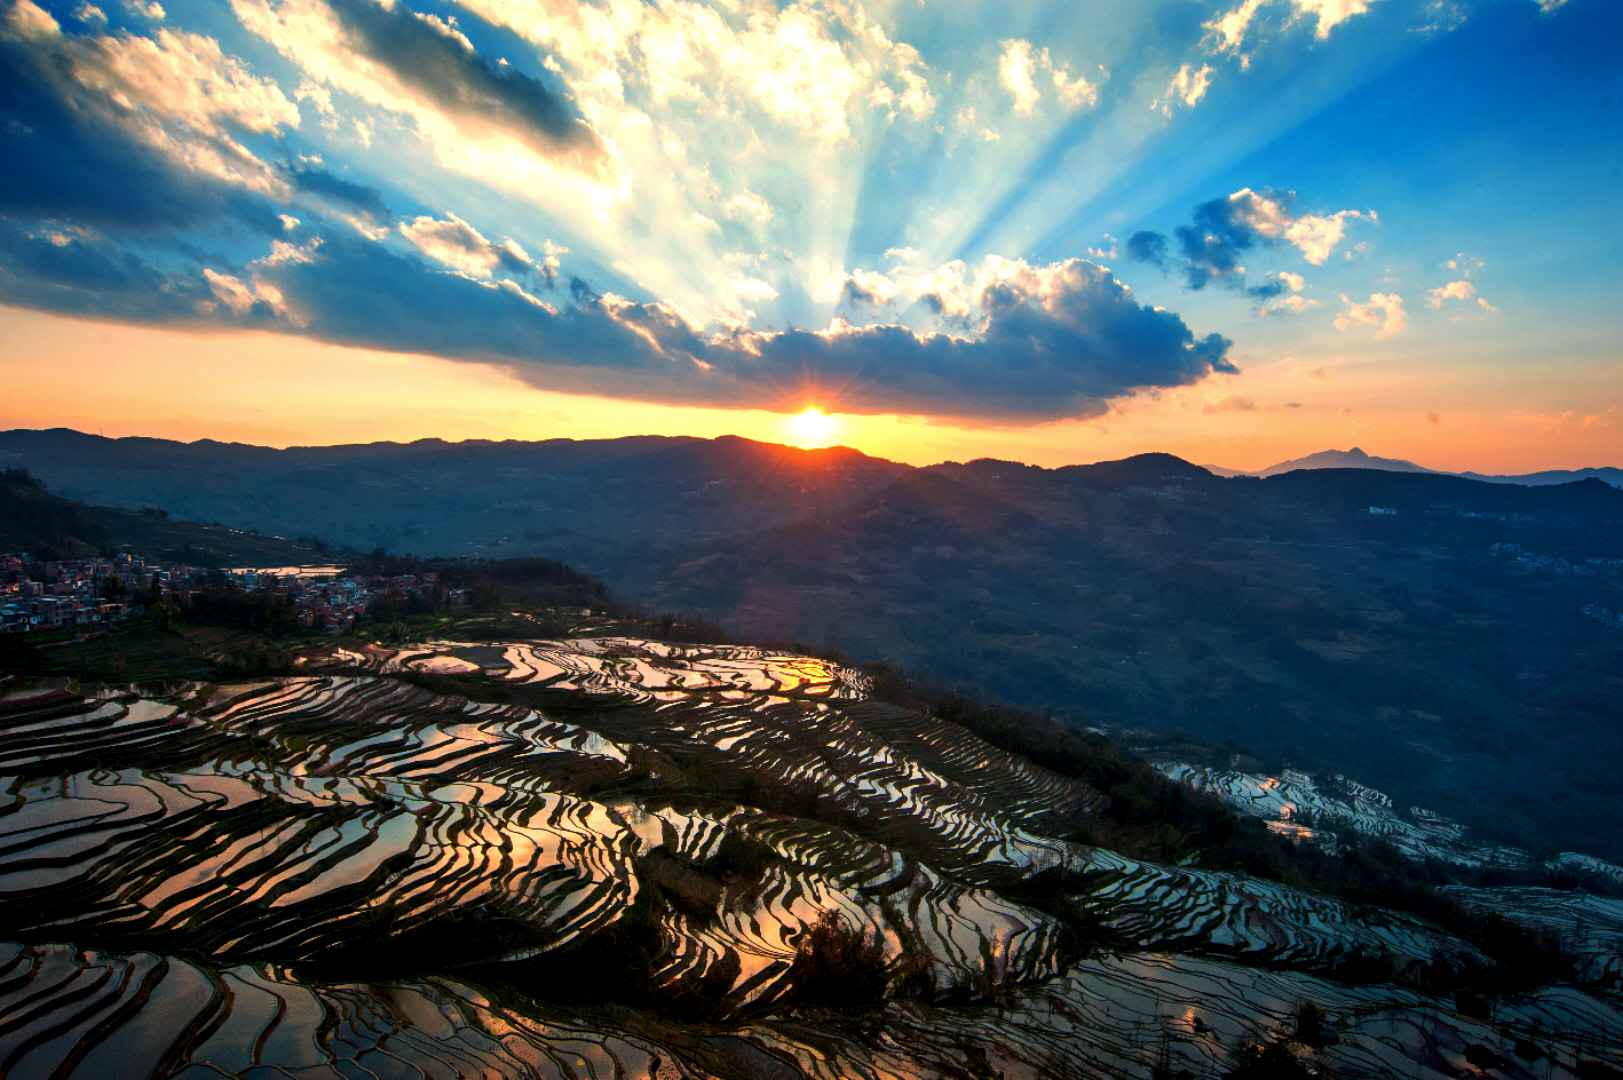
[1,636,1618,1077]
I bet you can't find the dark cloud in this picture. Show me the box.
[1130,189,1359,291]
[0,221,215,321]
[290,163,388,216]
[0,39,281,234]
[323,0,604,169]
[1172,193,1265,289]
[1247,278,1287,300]
[1126,230,1169,269]
[0,16,1234,423]
[0,216,1237,420]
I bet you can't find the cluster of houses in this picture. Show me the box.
[1,552,466,635]
[0,551,149,633]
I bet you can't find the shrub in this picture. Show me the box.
[789,910,887,1010]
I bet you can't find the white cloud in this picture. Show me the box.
[255,236,322,266]
[1257,294,1320,316]
[733,277,780,304]
[997,39,1100,117]
[1256,272,1317,316]
[1535,0,1569,12]
[231,0,610,198]
[1426,279,1475,308]
[1203,0,1375,60]
[4,0,60,40]
[1289,0,1373,39]
[399,213,551,282]
[721,191,773,229]
[458,0,937,144]
[1334,292,1407,339]
[1155,64,1213,116]
[997,39,1042,116]
[1224,188,1370,265]
[1428,278,1497,311]
[124,0,165,20]
[1206,0,1267,56]
[1443,252,1484,277]
[295,79,338,130]
[202,267,288,318]
[7,17,299,198]
[73,3,107,25]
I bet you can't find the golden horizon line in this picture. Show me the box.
[2,423,1619,478]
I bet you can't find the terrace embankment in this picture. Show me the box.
[1,635,1619,1077]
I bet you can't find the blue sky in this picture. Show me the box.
[0,0,1618,468]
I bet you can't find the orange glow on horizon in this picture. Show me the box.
[2,306,1620,475]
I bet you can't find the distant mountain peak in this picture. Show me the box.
[1255,447,1432,478]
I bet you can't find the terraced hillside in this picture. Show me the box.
[1,634,1620,1078]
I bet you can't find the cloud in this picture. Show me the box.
[0,2,1241,426]
[5,0,57,39]
[1206,0,1268,57]
[1535,0,1568,12]
[1202,0,1377,69]
[290,162,387,217]
[1129,188,1372,289]
[721,191,773,230]
[1334,292,1407,339]
[456,0,937,143]
[1154,63,1213,116]
[1443,252,1484,276]
[1290,0,1372,39]
[398,213,541,281]
[841,267,901,307]
[124,0,164,20]
[998,38,1099,117]
[230,0,607,180]
[0,219,216,321]
[1127,230,1170,268]
[1250,271,1319,316]
[1203,395,1258,414]
[0,19,294,231]
[72,3,106,25]
[1426,279,1475,307]
[0,215,1236,422]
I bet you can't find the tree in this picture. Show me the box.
[789,911,888,1010]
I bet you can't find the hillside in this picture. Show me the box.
[6,431,1623,863]
[0,429,908,577]
[0,629,1618,1078]
[1466,466,1623,488]
[652,458,1623,861]
[0,468,338,567]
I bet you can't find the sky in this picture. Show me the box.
[0,0,1619,472]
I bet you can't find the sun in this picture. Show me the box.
[785,405,840,449]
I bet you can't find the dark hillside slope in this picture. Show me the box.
[0,429,908,580]
[0,469,334,566]
[7,431,1623,860]
[653,460,1623,861]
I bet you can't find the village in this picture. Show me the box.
[0,552,460,635]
